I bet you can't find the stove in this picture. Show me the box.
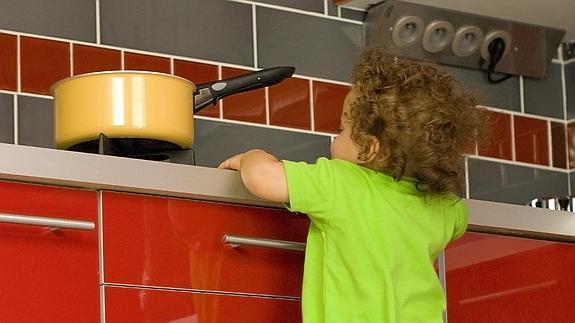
[67,133,196,165]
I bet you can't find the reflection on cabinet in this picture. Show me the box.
[0,180,99,323]
[445,232,575,323]
[105,285,301,323]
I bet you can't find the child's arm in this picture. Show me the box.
[218,149,289,203]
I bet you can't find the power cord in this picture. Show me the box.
[483,37,512,84]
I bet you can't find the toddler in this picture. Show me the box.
[218,48,488,323]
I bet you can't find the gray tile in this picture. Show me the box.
[257,6,362,82]
[327,1,339,16]
[0,0,95,42]
[340,8,366,22]
[0,93,14,144]
[468,158,568,206]
[440,65,520,112]
[523,63,563,119]
[253,0,324,13]
[565,63,575,120]
[18,96,54,148]
[100,0,253,66]
[192,119,330,168]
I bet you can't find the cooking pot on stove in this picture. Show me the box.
[50,66,295,152]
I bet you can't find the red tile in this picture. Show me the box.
[73,44,121,75]
[514,116,549,166]
[567,121,575,169]
[269,77,311,130]
[20,37,70,95]
[124,52,170,74]
[313,81,350,133]
[221,67,266,124]
[0,34,17,91]
[551,122,567,169]
[174,60,219,118]
[478,111,512,160]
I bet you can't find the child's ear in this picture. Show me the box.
[365,135,380,162]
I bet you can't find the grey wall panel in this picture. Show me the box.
[565,63,575,120]
[192,118,331,168]
[0,0,95,42]
[100,0,254,67]
[18,96,54,148]
[468,158,568,205]
[257,6,362,82]
[440,65,521,112]
[0,93,14,144]
[524,63,564,119]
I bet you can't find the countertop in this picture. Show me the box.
[1,143,574,242]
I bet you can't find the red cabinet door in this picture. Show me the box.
[105,285,302,323]
[445,232,575,323]
[102,191,309,297]
[0,180,99,323]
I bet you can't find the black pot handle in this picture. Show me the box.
[193,66,295,114]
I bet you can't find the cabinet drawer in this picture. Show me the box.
[105,286,301,323]
[0,180,99,322]
[103,191,309,297]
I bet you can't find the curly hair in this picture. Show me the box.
[349,48,489,197]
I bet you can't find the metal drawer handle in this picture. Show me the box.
[222,234,306,252]
[0,212,95,231]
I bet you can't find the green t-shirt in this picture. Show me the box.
[283,157,467,323]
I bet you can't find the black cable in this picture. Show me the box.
[484,37,512,84]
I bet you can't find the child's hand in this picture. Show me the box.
[218,153,245,170]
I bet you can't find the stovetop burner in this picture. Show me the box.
[67,133,196,165]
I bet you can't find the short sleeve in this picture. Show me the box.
[451,200,469,241]
[282,158,335,228]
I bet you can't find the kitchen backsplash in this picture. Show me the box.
[0,0,574,206]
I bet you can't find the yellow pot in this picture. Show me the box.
[50,71,196,150]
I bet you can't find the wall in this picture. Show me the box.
[0,0,574,207]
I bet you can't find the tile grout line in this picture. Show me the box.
[218,66,224,119]
[95,0,101,44]
[510,116,516,161]
[12,95,18,145]
[169,57,174,74]
[547,121,553,167]
[16,35,21,93]
[561,61,568,121]
[323,0,328,15]
[265,87,270,125]
[309,80,315,131]
[252,4,258,69]
[465,158,470,198]
[120,49,124,70]
[519,76,525,114]
[14,34,20,145]
[69,43,74,76]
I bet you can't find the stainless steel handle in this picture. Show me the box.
[0,212,95,231]
[222,234,305,252]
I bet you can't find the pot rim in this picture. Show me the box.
[49,70,195,96]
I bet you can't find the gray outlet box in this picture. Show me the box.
[365,0,565,79]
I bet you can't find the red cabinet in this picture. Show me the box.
[101,191,308,321]
[445,232,575,323]
[0,180,99,323]
[105,285,301,323]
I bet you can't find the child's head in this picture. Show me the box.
[339,48,488,197]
